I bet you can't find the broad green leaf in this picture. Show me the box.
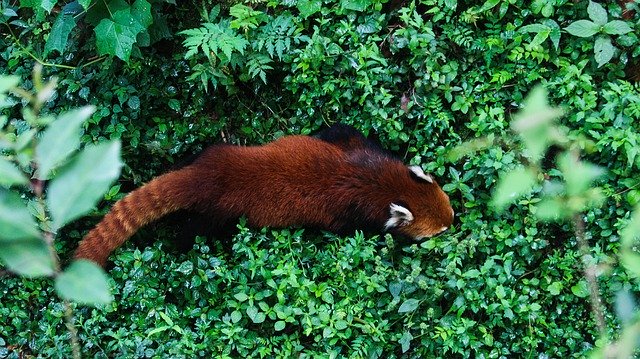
[398,298,420,313]
[131,0,152,28]
[479,0,500,12]
[621,252,640,278]
[535,198,566,220]
[603,20,632,35]
[587,1,608,25]
[78,0,92,9]
[492,167,537,210]
[0,238,54,277]
[399,331,413,353]
[547,281,563,296]
[36,106,95,179]
[519,24,549,33]
[565,20,600,37]
[47,141,122,230]
[594,36,615,67]
[297,0,321,18]
[543,19,561,50]
[615,290,636,325]
[44,11,76,56]
[557,152,604,196]
[340,0,371,12]
[511,86,564,160]
[621,205,640,248]
[94,4,148,62]
[0,76,19,93]
[0,190,40,241]
[55,259,113,305]
[274,320,286,331]
[571,280,590,298]
[0,158,28,188]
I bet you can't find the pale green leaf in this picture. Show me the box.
[398,298,420,313]
[0,190,40,241]
[587,1,608,25]
[340,0,371,12]
[0,76,20,94]
[36,106,95,179]
[557,152,604,196]
[47,141,122,230]
[274,320,286,331]
[565,20,600,37]
[594,36,615,67]
[297,0,321,18]
[78,0,92,9]
[0,238,54,277]
[492,167,537,210]
[0,158,28,188]
[603,20,632,35]
[399,331,413,353]
[55,260,113,305]
[571,280,590,298]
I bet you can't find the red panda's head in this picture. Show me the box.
[384,165,454,240]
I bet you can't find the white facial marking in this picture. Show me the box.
[385,203,414,230]
[409,165,434,183]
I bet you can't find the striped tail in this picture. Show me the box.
[74,168,197,266]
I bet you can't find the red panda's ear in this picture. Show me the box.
[409,165,434,183]
[385,203,414,230]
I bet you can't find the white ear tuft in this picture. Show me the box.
[409,166,433,183]
[385,203,414,230]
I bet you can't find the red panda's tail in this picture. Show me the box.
[74,168,198,266]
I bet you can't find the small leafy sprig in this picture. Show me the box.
[564,1,633,67]
[0,66,122,357]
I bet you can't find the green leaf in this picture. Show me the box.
[535,198,566,220]
[594,36,615,67]
[557,153,604,196]
[571,280,590,298]
[0,76,20,94]
[44,11,76,56]
[547,281,563,296]
[399,331,413,353]
[602,20,632,35]
[565,20,600,37]
[587,1,608,25]
[297,0,321,18]
[94,3,149,62]
[492,167,537,210]
[0,238,54,277]
[47,141,122,230]
[55,260,113,305]
[340,0,371,12]
[78,0,92,10]
[511,86,564,160]
[398,298,420,313]
[230,310,242,323]
[274,320,286,331]
[519,24,549,33]
[0,190,40,241]
[131,0,152,28]
[0,158,28,188]
[36,106,95,179]
[621,252,640,278]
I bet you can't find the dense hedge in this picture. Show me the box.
[1,0,640,357]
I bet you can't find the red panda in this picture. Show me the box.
[74,125,454,266]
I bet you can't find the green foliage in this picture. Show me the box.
[2,0,640,357]
[564,1,634,67]
[0,69,121,356]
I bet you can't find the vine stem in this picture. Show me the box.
[33,178,82,359]
[573,213,607,340]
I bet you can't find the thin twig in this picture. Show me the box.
[573,213,607,339]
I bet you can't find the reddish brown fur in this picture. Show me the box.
[75,133,454,266]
